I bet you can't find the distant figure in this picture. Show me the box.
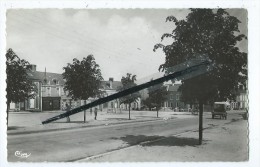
[65,103,71,123]
[90,108,93,115]
[94,107,98,120]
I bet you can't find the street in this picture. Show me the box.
[7,110,247,162]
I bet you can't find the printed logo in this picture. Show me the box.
[15,151,31,158]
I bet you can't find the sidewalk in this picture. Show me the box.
[8,110,245,135]
[81,118,248,162]
[7,110,194,135]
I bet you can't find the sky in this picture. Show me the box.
[6,9,247,81]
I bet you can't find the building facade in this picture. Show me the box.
[10,65,42,111]
[10,65,140,112]
[230,83,248,110]
[162,84,185,110]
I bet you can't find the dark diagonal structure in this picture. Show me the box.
[42,56,212,124]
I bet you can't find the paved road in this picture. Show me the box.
[7,111,244,162]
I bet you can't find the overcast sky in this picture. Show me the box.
[6,9,247,81]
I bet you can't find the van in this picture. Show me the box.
[212,102,228,119]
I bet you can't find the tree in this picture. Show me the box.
[143,82,168,117]
[119,73,140,120]
[154,9,247,144]
[62,55,103,122]
[6,48,36,125]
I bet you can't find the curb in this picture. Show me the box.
[7,117,175,136]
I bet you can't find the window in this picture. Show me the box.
[29,99,35,108]
[47,87,51,96]
[61,87,65,95]
[43,79,47,85]
[34,82,39,91]
[176,94,180,100]
[35,96,39,109]
[56,87,60,95]
[53,79,59,85]
[170,94,174,100]
[63,88,68,96]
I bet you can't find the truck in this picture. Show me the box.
[212,102,229,119]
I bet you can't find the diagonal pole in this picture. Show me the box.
[42,59,212,124]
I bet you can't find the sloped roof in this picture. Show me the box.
[100,81,122,90]
[168,84,181,92]
[27,70,123,89]
[27,71,65,85]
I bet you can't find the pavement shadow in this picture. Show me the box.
[135,116,158,118]
[117,135,200,147]
[52,121,88,124]
[171,113,192,115]
[206,118,222,120]
[106,118,131,121]
[7,126,22,130]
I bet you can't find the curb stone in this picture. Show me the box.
[7,117,176,136]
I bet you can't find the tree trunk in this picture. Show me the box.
[199,101,203,145]
[7,101,10,127]
[84,110,86,123]
[128,103,131,120]
[157,108,159,118]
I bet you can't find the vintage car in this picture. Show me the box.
[212,102,228,119]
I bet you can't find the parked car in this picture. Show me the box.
[212,102,227,119]
[191,107,199,115]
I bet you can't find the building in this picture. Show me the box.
[99,78,141,112]
[10,65,141,112]
[99,78,122,112]
[10,65,43,111]
[10,65,68,111]
[41,70,66,111]
[162,83,185,110]
[230,83,248,110]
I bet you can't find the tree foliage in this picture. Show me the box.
[119,73,140,119]
[154,9,247,104]
[143,82,168,111]
[62,55,103,100]
[6,48,36,104]
[119,73,140,105]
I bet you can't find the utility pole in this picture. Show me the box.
[199,101,203,145]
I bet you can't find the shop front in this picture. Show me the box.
[42,97,61,111]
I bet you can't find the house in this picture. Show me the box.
[10,65,67,111]
[27,65,66,111]
[99,78,141,112]
[162,83,185,110]
[41,70,66,111]
[99,78,122,112]
[10,65,42,111]
[230,83,248,110]
[10,65,141,112]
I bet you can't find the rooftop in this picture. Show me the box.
[27,70,65,85]
[27,69,123,90]
[168,84,181,92]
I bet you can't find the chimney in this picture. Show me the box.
[109,77,114,89]
[28,64,36,72]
